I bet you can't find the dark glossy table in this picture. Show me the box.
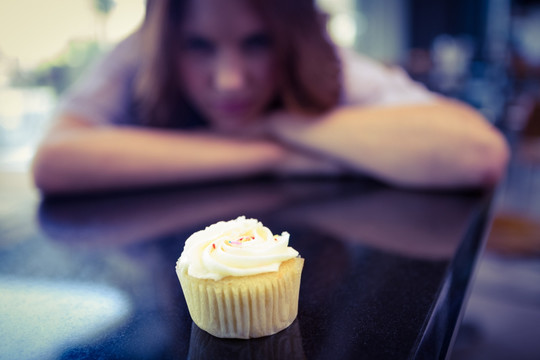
[0,176,493,360]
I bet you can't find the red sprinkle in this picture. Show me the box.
[212,243,216,249]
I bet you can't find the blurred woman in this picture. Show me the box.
[32,0,509,194]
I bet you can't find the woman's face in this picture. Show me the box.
[177,0,278,132]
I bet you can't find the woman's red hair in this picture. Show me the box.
[135,0,342,127]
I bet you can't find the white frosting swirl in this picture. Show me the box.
[176,216,299,281]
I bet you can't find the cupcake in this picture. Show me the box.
[176,216,304,339]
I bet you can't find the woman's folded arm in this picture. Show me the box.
[267,99,510,188]
[32,114,288,195]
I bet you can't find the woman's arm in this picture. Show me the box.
[268,99,510,188]
[32,114,288,195]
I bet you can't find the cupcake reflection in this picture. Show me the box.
[187,320,305,360]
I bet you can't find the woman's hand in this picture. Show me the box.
[272,148,344,177]
[207,111,344,178]
[255,111,345,177]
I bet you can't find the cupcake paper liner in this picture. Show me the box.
[178,257,304,339]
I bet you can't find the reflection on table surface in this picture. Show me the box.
[188,320,305,360]
[0,178,492,360]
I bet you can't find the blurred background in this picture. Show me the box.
[0,0,144,171]
[0,0,539,359]
[2,0,540,169]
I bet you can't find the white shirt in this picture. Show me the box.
[339,48,435,106]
